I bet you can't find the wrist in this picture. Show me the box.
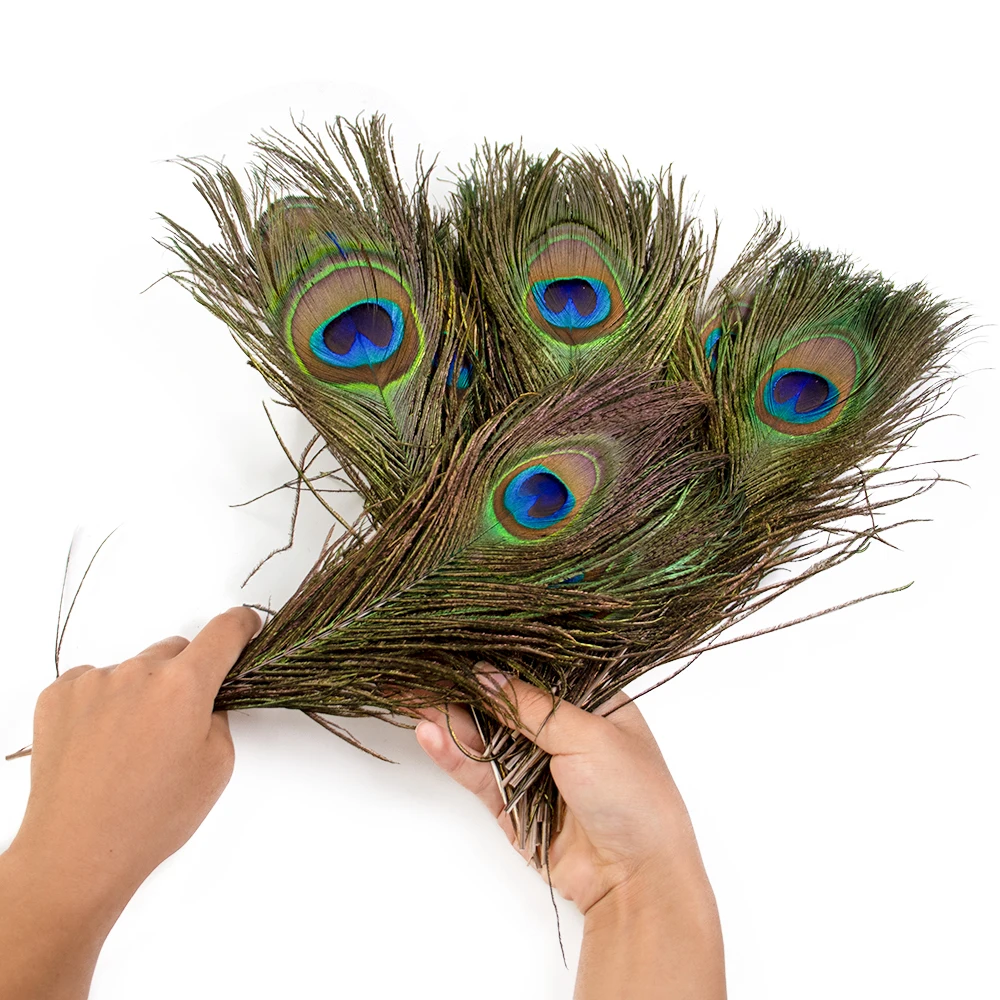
[585,855,720,935]
[577,860,726,1000]
[0,844,125,1000]
[2,831,138,942]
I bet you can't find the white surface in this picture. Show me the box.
[0,2,997,997]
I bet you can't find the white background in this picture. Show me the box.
[0,2,997,997]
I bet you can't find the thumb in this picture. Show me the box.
[178,607,262,701]
[479,667,606,757]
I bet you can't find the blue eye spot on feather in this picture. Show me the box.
[503,466,575,530]
[700,302,752,374]
[447,355,473,390]
[704,327,723,371]
[764,369,838,424]
[287,258,423,389]
[431,346,474,391]
[309,299,405,369]
[531,277,611,330]
[492,448,602,541]
[524,230,627,345]
[754,335,857,435]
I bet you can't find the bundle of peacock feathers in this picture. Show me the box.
[164,117,960,863]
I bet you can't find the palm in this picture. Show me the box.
[418,689,692,916]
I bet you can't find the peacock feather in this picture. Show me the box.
[164,117,962,862]
[166,120,470,517]
[453,143,704,403]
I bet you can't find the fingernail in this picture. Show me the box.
[240,605,265,639]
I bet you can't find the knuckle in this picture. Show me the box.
[440,750,467,777]
[56,664,95,683]
[34,682,60,713]
[213,735,236,771]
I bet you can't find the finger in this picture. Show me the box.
[415,703,485,754]
[132,635,190,661]
[177,607,262,695]
[479,670,605,758]
[597,690,632,714]
[415,717,507,821]
[596,690,656,743]
[601,694,669,766]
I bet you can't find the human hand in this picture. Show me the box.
[415,673,726,998]
[0,606,260,1000]
[416,673,709,914]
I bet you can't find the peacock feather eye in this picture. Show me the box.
[286,258,424,389]
[491,448,602,541]
[700,300,752,373]
[505,467,574,526]
[763,370,837,422]
[530,277,612,330]
[308,299,405,368]
[524,226,626,346]
[755,335,858,435]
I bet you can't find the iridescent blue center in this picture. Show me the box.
[704,327,723,371]
[764,369,838,423]
[503,466,575,529]
[309,299,405,368]
[531,277,611,329]
[447,355,472,390]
